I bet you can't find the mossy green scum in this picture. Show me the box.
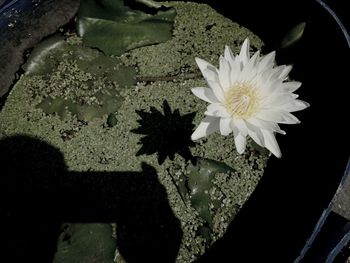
[0,2,269,262]
[22,34,136,122]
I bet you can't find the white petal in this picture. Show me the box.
[219,117,232,136]
[230,55,242,84]
[202,67,220,87]
[246,117,286,135]
[279,99,310,112]
[191,116,219,140]
[263,92,298,108]
[205,103,230,118]
[281,81,302,92]
[230,119,247,154]
[257,51,275,73]
[279,65,292,80]
[231,118,248,136]
[207,79,225,102]
[267,65,291,81]
[246,123,265,146]
[191,87,220,103]
[260,78,282,97]
[261,129,281,158]
[234,132,247,154]
[219,56,231,91]
[240,51,259,81]
[256,109,300,124]
[195,57,216,76]
[224,45,235,67]
[230,119,239,134]
[238,38,250,66]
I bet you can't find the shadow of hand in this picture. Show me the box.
[0,135,182,263]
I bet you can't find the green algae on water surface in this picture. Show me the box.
[0,1,269,262]
[23,35,136,122]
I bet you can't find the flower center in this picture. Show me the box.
[224,82,260,119]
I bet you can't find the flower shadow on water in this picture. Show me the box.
[0,135,182,263]
[132,100,196,165]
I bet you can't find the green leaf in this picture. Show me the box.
[23,35,135,86]
[186,158,233,228]
[135,0,165,9]
[23,35,136,122]
[76,0,176,56]
[22,35,67,75]
[280,22,306,49]
[77,0,127,21]
[77,17,174,56]
[53,223,116,263]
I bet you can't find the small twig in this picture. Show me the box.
[136,72,202,83]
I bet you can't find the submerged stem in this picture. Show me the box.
[136,72,201,83]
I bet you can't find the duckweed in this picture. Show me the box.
[0,1,268,262]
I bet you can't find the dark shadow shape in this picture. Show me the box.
[132,100,196,165]
[0,135,182,263]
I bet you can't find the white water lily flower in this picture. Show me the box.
[191,38,309,158]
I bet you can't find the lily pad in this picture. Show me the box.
[23,35,135,85]
[185,158,233,229]
[22,35,136,122]
[22,35,67,76]
[53,223,116,263]
[76,0,176,55]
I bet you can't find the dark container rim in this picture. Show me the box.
[1,0,349,262]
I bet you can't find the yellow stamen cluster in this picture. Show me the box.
[224,82,260,119]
